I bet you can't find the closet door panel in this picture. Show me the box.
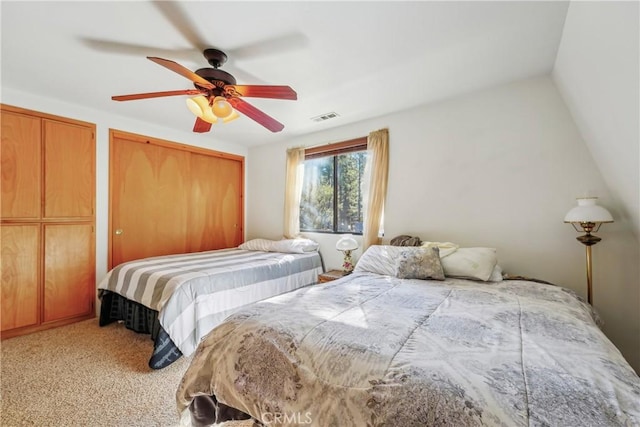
[155,145,189,256]
[111,139,189,267]
[111,138,157,267]
[1,112,41,219]
[0,224,40,331]
[43,224,94,322]
[43,120,94,218]
[188,153,221,252]
[215,157,243,248]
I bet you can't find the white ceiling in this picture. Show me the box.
[1,1,569,147]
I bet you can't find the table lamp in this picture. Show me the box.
[336,234,359,274]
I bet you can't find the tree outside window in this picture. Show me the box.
[300,150,366,234]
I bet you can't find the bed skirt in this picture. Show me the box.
[99,290,183,369]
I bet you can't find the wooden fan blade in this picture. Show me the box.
[224,85,297,100]
[228,98,285,132]
[193,117,212,133]
[147,57,214,90]
[112,89,203,101]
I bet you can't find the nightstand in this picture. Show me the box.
[318,269,349,283]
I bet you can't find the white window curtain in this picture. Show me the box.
[283,147,305,238]
[362,128,389,252]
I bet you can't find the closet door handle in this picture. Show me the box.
[115,229,123,235]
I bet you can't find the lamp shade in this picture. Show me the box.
[186,96,217,124]
[222,110,240,123]
[564,197,613,223]
[336,234,358,251]
[211,96,233,118]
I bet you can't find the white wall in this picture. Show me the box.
[552,0,640,375]
[246,75,639,372]
[553,1,639,237]
[1,88,248,289]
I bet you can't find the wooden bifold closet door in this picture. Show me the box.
[109,130,244,269]
[1,105,96,338]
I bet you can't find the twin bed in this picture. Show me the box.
[98,239,323,368]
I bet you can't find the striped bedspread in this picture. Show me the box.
[98,248,323,356]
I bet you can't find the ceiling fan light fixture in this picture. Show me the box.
[212,96,233,119]
[186,96,217,123]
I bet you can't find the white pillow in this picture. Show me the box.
[271,238,319,253]
[239,238,319,254]
[238,238,274,252]
[440,247,498,281]
[355,245,422,276]
[420,241,459,258]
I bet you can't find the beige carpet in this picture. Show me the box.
[1,319,193,427]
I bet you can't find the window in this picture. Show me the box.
[300,138,367,234]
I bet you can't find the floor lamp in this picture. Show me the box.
[564,197,613,305]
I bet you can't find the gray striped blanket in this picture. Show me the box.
[98,248,323,355]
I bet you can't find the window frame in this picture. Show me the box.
[300,137,368,235]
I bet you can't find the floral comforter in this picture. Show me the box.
[176,272,640,426]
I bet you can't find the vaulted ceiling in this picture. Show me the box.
[1,1,569,146]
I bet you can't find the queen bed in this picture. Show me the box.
[98,239,323,369]
[176,245,640,426]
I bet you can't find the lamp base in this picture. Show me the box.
[342,250,354,274]
[576,233,601,305]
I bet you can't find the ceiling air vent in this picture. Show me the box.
[311,112,340,122]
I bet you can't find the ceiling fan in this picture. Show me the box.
[112,48,297,133]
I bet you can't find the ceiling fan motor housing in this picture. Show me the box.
[194,68,237,91]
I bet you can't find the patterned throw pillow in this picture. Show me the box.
[395,247,445,281]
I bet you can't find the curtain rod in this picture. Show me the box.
[288,128,387,152]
